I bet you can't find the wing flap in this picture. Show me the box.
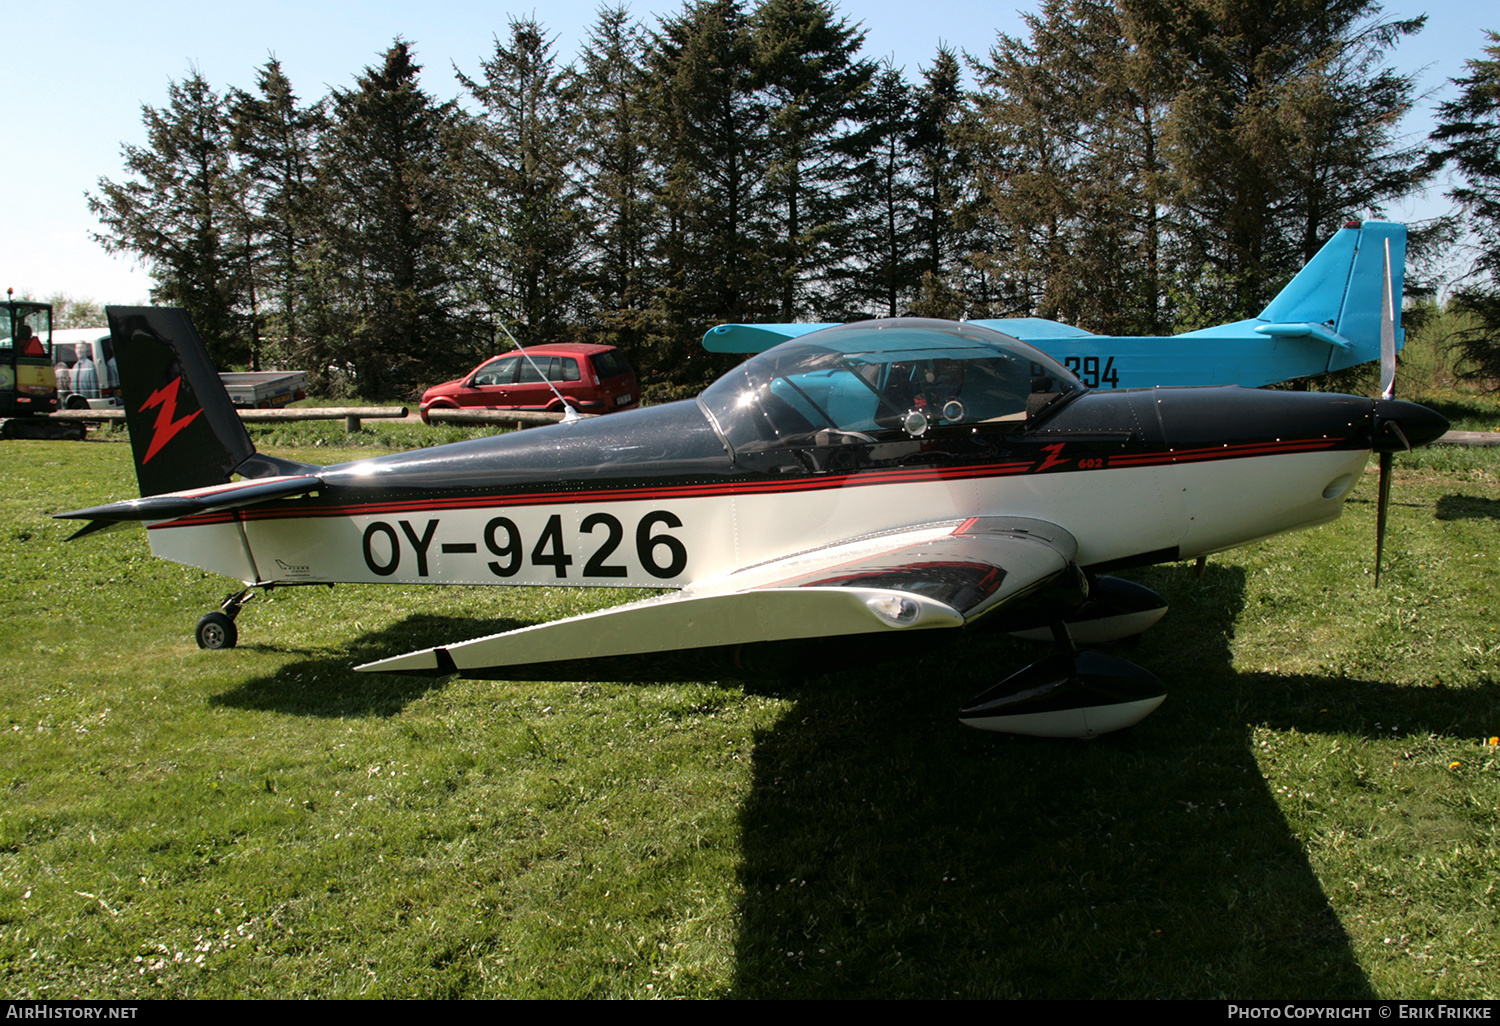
[360,585,966,676]
[359,516,1078,679]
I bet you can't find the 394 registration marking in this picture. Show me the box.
[360,511,687,580]
[1064,355,1120,389]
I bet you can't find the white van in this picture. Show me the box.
[51,328,121,409]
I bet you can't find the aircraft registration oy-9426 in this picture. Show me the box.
[57,298,1447,738]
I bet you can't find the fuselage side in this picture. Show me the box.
[143,385,1380,590]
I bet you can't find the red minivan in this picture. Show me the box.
[419,343,639,422]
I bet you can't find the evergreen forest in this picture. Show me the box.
[86,0,1500,400]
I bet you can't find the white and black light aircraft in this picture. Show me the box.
[58,307,1447,738]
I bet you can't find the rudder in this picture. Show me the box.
[1256,221,1406,367]
[108,307,255,497]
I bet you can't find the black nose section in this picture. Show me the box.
[1372,399,1449,452]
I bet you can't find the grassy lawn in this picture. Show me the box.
[0,398,1496,998]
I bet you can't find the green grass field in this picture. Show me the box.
[1,397,1497,998]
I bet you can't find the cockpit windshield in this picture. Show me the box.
[698,319,1083,453]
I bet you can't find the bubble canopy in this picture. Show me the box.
[698,318,1084,453]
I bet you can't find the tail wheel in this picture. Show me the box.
[196,611,238,650]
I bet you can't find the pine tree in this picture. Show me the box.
[826,61,921,317]
[968,16,1088,321]
[647,0,775,388]
[751,0,874,319]
[1128,0,1428,322]
[1431,30,1500,386]
[89,71,250,366]
[227,59,326,369]
[965,2,1175,329]
[458,19,585,347]
[321,41,466,396]
[1049,0,1173,333]
[909,47,969,291]
[574,7,661,351]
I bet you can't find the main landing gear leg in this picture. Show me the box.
[196,588,255,650]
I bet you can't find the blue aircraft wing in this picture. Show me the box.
[702,221,1406,391]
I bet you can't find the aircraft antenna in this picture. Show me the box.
[495,320,581,424]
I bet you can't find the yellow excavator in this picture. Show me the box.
[2,291,83,439]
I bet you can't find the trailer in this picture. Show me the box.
[220,370,309,408]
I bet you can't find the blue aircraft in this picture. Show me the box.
[702,220,1405,392]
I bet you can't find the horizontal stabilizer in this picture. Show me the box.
[55,474,323,525]
[1253,321,1355,349]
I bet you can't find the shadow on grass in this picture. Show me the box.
[209,613,535,717]
[1435,493,1500,521]
[726,561,1499,999]
[201,567,1496,997]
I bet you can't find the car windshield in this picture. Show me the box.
[698,319,1082,453]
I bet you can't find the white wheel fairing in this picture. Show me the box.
[957,648,1169,737]
[1008,606,1167,644]
[959,695,1166,738]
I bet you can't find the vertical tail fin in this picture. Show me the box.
[1256,221,1407,370]
[108,307,255,497]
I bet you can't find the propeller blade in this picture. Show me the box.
[1372,240,1413,586]
[1374,449,1393,586]
[1380,238,1396,400]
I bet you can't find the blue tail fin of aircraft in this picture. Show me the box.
[1256,220,1405,355]
[702,221,1406,391]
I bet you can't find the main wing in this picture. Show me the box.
[358,516,1077,680]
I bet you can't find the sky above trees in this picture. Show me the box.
[4,0,1493,306]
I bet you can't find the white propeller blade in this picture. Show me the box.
[1380,237,1396,400]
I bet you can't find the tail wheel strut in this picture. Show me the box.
[195,589,255,650]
